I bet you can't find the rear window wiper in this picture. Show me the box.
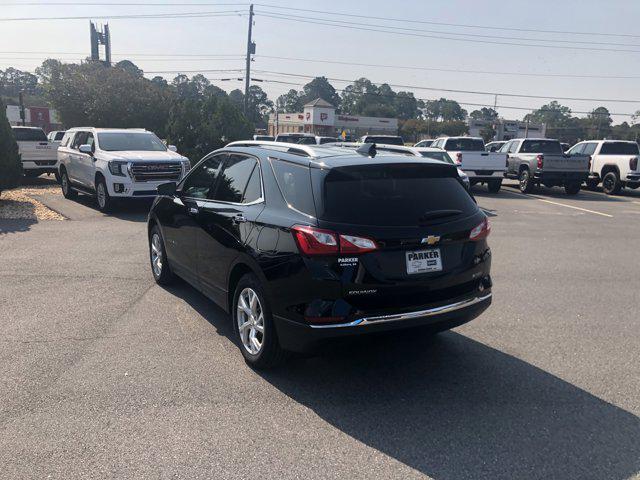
[419,209,463,222]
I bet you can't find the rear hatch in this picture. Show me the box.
[310,161,488,311]
[13,128,57,162]
[445,138,505,172]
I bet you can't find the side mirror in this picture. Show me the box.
[167,145,178,152]
[79,144,93,155]
[157,182,177,196]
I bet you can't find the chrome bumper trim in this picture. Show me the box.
[309,293,492,329]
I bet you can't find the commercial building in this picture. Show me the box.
[5,105,62,133]
[468,118,546,141]
[268,98,398,138]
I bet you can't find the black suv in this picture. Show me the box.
[147,142,493,368]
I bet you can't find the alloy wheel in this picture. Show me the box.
[236,287,265,355]
[150,233,163,277]
[97,182,106,209]
[61,174,69,195]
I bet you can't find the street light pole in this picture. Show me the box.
[243,4,255,115]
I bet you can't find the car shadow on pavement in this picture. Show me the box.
[499,182,635,202]
[71,195,152,223]
[0,218,37,235]
[258,330,640,480]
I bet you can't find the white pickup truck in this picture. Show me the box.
[431,136,506,192]
[566,140,640,195]
[11,126,59,178]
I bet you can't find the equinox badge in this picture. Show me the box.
[421,235,441,246]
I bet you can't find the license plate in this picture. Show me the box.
[406,249,442,274]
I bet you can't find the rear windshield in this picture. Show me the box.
[521,140,562,154]
[600,142,639,155]
[364,136,404,146]
[420,151,453,163]
[444,138,485,152]
[316,163,477,226]
[12,128,47,142]
[54,131,65,141]
[97,132,167,152]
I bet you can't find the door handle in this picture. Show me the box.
[232,213,247,224]
[188,207,199,215]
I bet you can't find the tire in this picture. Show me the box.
[60,169,77,199]
[602,171,621,195]
[149,225,174,286]
[519,169,534,193]
[585,178,599,190]
[232,273,287,369]
[95,176,113,212]
[564,182,581,195]
[54,172,61,184]
[487,179,502,193]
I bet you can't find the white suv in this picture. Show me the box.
[57,128,190,212]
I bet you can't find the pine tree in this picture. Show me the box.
[0,98,22,197]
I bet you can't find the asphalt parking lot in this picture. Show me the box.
[1,180,639,480]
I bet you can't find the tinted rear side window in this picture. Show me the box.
[214,155,258,203]
[12,128,47,142]
[54,131,65,141]
[600,142,639,155]
[270,158,316,216]
[420,151,452,163]
[316,163,477,226]
[521,140,562,154]
[444,138,485,152]
[364,136,404,145]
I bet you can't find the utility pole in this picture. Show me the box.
[18,91,26,126]
[244,4,255,115]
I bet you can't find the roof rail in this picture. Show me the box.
[226,140,320,158]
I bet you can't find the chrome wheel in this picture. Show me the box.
[236,287,265,355]
[150,233,163,277]
[97,182,107,209]
[61,173,69,195]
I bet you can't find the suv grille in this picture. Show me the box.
[130,162,182,182]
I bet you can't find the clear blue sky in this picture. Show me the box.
[2,0,640,123]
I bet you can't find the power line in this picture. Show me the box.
[251,69,640,104]
[255,3,640,40]
[257,12,640,54]
[0,10,246,21]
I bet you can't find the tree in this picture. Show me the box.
[276,89,304,113]
[470,107,498,121]
[300,77,340,107]
[0,98,22,196]
[399,118,428,142]
[423,98,467,122]
[394,91,422,120]
[585,106,613,139]
[525,101,585,143]
[245,85,273,128]
[479,125,496,143]
[166,91,253,162]
[0,67,39,97]
[115,60,143,78]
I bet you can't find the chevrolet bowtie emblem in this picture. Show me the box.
[421,235,441,246]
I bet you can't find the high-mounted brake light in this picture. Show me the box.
[536,154,544,169]
[630,157,638,171]
[291,226,378,256]
[455,152,463,165]
[469,218,491,241]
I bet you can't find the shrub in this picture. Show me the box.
[0,98,22,196]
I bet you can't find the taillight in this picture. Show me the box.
[456,152,463,165]
[469,218,491,241]
[291,225,338,256]
[630,157,638,171]
[291,226,378,256]
[536,154,544,169]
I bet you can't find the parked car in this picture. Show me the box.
[47,130,66,144]
[485,141,506,152]
[11,126,58,178]
[502,138,589,194]
[274,133,316,144]
[359,135,405,146]
[57,128,190,212]
[567,140,640,195]
[431,136,506,192]
[147,142,493,368]
[253,135,274,141]
[414,139,434,147]
[316,136,339,144]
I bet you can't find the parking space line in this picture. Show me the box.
[506,189,613,217]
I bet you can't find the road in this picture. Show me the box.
[1,180,639,480]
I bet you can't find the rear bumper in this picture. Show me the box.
[464,170,505,180]
[274,290,492,353]
[22,160,57,172]
[626,173,640,184]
